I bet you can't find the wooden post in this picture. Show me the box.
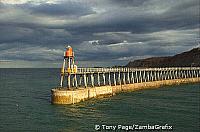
[186,70,188,78]
[97,72,100,86]
[196,70,198,78]
[192,70,195,78]
[79,75,82,86]
[175,70,177,79]
[86,75,89,85]
[72,75,75,87]
[173,70,176,79]
[146,71,149,82]
[182,70,184,78]
[170,70,173,80]
[123,72,126,84]
[181,70,184,78]
[139,70,142,82]
[84,73,87,88]
[169,70,173,79]
[118,71,121,85]
[127,71,130,84]
[143,70,146,82]
[154,71,157,81]
[91,73,94,87]
[135,71,138,83]
[74,74,78,88]
[190,70,192,78]
[103,73,106,85]
[167,70,170,80]
[170,70,172,79]
[60,58,66,87]
[67,74,71,89]
[195,70,197,77]
[196,69,198,77]
[164,70,166,80]
[172,69,174,79]
[182,69,186,78]
[148,71,151,81]
[179,70,182,78]
[176,69,178,79]
[60,74,64,87]
[108,72,111,86]
[157,70,160,80]
[178,69,180,79]
[180,70,182,78]
[131,71,134,83]
[113,72,116,86]
[165,70,168,80]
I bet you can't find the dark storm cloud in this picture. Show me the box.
[21,1,95,17]
[0,0,199,67]
[110,0,148,7]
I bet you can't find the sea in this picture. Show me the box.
[0,68,199,132]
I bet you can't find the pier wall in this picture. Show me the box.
[51,77,200,104]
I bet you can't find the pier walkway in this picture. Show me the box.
[63,67,200,89]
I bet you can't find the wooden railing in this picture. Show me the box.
[60,67,200,88]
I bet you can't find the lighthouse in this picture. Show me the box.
[60,46,77,87]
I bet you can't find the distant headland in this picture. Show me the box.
[126,47,200,68]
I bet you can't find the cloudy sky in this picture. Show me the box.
[0,0,199,68]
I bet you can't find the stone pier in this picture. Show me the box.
[51,77,200,104]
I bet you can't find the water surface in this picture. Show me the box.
[0,69,199,131]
